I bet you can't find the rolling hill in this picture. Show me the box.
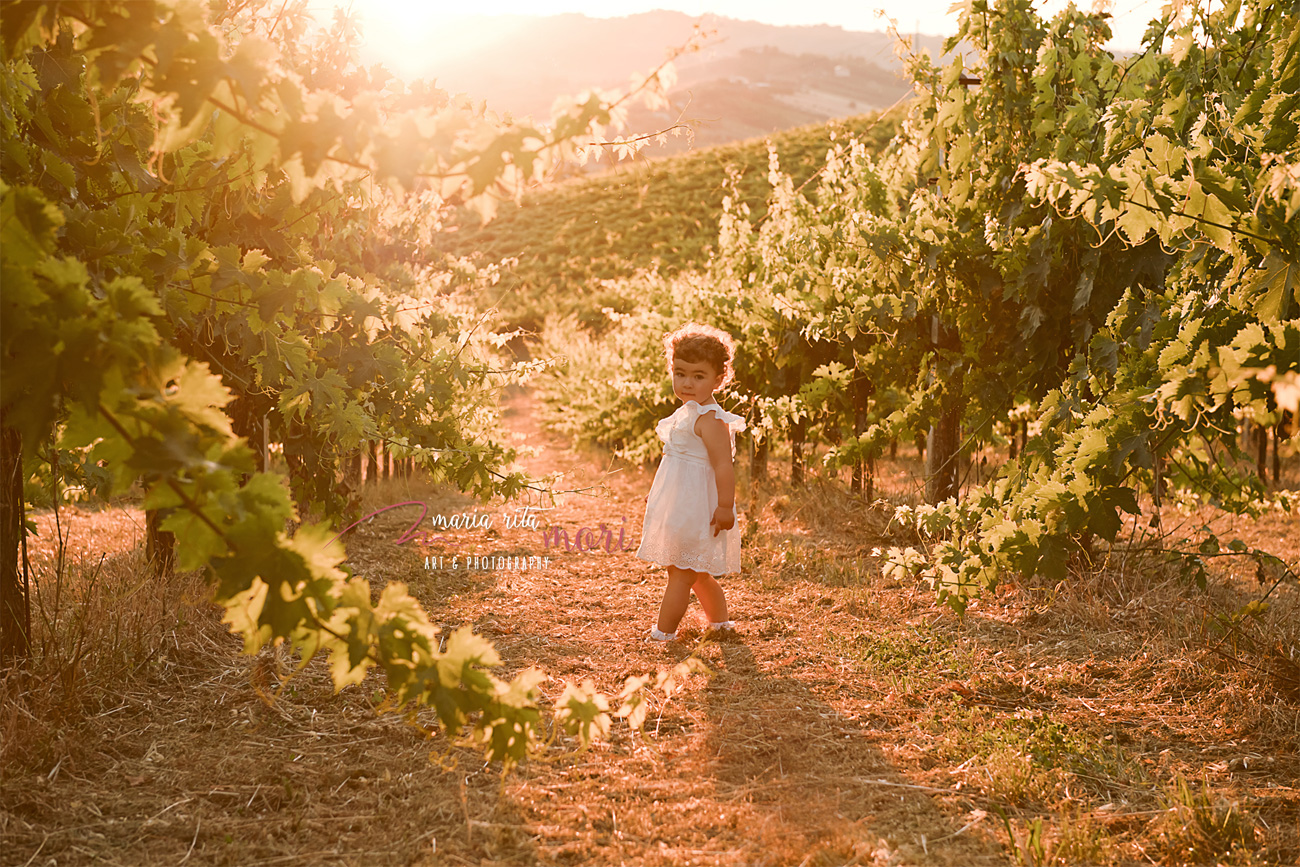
[428,111,901,330]
[361,10,944,149]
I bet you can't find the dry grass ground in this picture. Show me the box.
[2,392,1297,866]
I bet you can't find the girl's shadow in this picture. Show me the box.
[689,638,1005,864]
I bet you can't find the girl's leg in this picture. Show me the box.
[692,573,728,624]
[655,566,697,634]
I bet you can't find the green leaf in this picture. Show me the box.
[1244,253,1298,322]
[1184,180,1235,252]
[1180,556,1208,592]
[0,182,63,270]
[555,678,611,747]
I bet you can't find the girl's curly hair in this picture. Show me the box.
[663,322,737,388]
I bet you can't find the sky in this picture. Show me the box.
[327,0,1174,78]
[357,1,1170,48]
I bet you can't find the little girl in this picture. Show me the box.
[636,323,745,641]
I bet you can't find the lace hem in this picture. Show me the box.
[636,540,738,576]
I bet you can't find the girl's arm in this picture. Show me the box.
[698,412,736,536]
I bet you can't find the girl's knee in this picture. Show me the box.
[667,567,700,586]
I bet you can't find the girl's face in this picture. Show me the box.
[672,356,724,405]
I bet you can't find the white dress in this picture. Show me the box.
[636,401,746,576]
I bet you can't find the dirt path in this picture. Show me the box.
[420,391,1009,865]
[4,391,1298,866]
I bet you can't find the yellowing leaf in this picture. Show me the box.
[329,633,373,689]
[284,522,348,586]
[1184,180,1235,252]
[1073,428,1111,472]
[242,249,270,272]
[167,361,235,436]
[221,579,272,654]
[1116,183,1160,244]
[555,678,611,746]
[496,666,546,707]
[1144,134,1185,177]
[436,626,501,687]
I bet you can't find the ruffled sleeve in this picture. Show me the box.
[655,403,689,443]
[656,401,746,446]
[697,403,746,436]
[654,414,674,443]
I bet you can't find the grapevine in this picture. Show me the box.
[537,0,1297,614]
[1,0,686,759]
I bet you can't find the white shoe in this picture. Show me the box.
[647,628,677,642]
[707,621,735,632]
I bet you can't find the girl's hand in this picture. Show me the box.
[710,505,735,536]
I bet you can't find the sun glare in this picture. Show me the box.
[329,1,535,83]
[328,0,1172,85]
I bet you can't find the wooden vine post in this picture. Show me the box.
[0,420,28,663]
[1274,419,1286,483]
[925,403,962,504]
[924,316,962,504]
[790,414,807,487]
[750,436,768,486]
[851,374,874,499]
[145,509,176,577]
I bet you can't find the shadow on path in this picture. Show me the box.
[687,638,1009,865]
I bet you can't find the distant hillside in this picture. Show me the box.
[428,112,900,330]
[362,11,944,149]
[629,45,919,152]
